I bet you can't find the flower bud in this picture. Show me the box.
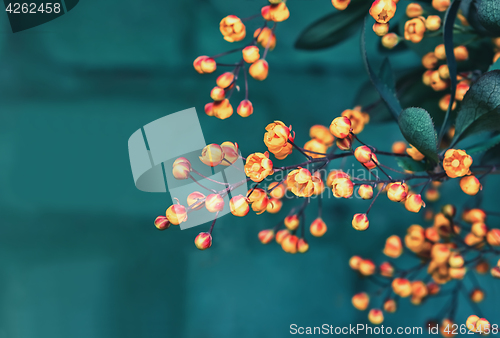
[258,229,275,244]
[368,309,384,325]
[220,141,239,166]
[309,218,327,238]
[200,144,225,167]
[383,235,403,258]
[213,99,233,119]
[392,141,407,154]
[329,116,352,138]
[491,267,500,278]
[358,184,374,199]
[487,229,500,246]
[464,233,483,247]
[430,70,450,91]
[349,255,362,270]
[352,292,369,310]
[464,208,486,223]
[438,64,450,80]
[406,144,425,161]
[383,299,397,313]
[431,243,451,264]
[275,229,290,244]
[434,44,446,60]
[475,318,491,334]
[412,281,428,299]
[455,80,470,101]
[332,177,354,198]
[193,56,208,74]
[454,46,468,62]
[172,157,191,179]
[422,52,438,70]
[245,152,273,182]
[251,194,269,215]
[425,188,440,202]
[466,315,480,331]
[266,198,282,214]
[439,94,456,111]
[284,215,300,231]
[230,195,249,217]
[370,0,397,23]
[406,3,423,17]
[460,175,482,196]
[387,182,408,202]
[405,194,425,213]
[448,252,464,268]
[310,125,335,147]
[297,238,309,253]
[327,170,350,187]
[470,289,485,303]
[332,0,351,10]
[200,57,216,74]
[281,234,298,254]
[194,232,212,250]
[392,278,412,297]
[304,139,327,159]
[216,72,235,89]
[341,108,369,134]
[359,259,376,276]
[204,102,214,116]
[210,86,225,101]
[166,204,188,225]
[242,46,260,64]
[381,33,400,49]
[187,191,205,210]
[404,17,426,43]
[206,194,224,213]
[471,222,488,238]
[432,0,450,12]
[373,22,389,36]
[220,15,246,42]
[422,70,433,86]
[336,134,353,150]
[154,215,170,230]
[254,27,276,50]
[237,100,254,117]
[249,59,269,81]
[476,260,489,274]
[352,213,369,231]
[425,15,441,31]
[354,145,373,163]
[380,262,394,277]
[268,182,286,199]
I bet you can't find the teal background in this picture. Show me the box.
[0,0,498,337]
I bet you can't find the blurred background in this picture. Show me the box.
[0,0,498,337]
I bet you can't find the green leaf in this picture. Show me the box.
[361,17,402,121]
[295,0,370,50]
[477,0,500,35]
[480,142,500,165]
[395,157,429,172]
[451,70,500,146]
[466,133,500,154]
[398,107,439,162]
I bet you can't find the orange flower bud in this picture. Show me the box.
[487,229,500,246]
[304,139,327,159]
[425,188,440,202]
[267,2,290,22]
[425,15,442,31]
[349,255,362,270]
[220,15,246,42]
[193,56,208,74]
[332,177,354,198]
[327,170,350,187]
[284,215,300,231]
[172,157,191,179]
[275,229,290,244]
[391,141,406,154]
[368,309,384,325]
[235,99,253,118]
[268,182,286,199]
[491,267,500,278]
[254,27,276,50]
[460,175,482,196]
[439,94,457,111]
[354,145,373,163]
[464,208,486,223]
[244,152,273,182]
[405,225,425,253]
[425,227,440,242]
[264,121,294,160]
[434,44,446,59]
[199,144,224,167]
[466,315,480,331]
[381,33,400,49]
[432,0,450,12]
[387,182,408,202]
[352,292,370,310]
[310,218,327,237]
[242,46,260,64]
[205,194,224,213]
[210,86,225,102]
[200,57,216,74]
[383,299,397,313]
[332,0,351,11]
[370,0,397,23]
[166,204,187,225]
[411,281,428,299]
[266,198,282,214]
[229,195,249,217]
[470,289,485,303]
[471,222,488,238]
[352,213,369,231]
[406,3,423,17]
[358,184,374,199]
[405,194,425,213]
[297,238,309,253]
[422,52,438,69]
[154,215,170,230]
[383,235,403,258]
[443,149,472,178]
[194,232,212,250]
[465,233,483,247]
[212,99,233,119]
[404,17,426,43]
[422,70,433,86]
[287,168,315,197]
[204,102,214,116]
[430,70,450,91]
[448,252,464,268]
[329,116,352,138]
[281,234,299,254]
[392,278,412,297]
[373,22,390,36]
[220,141,239,166]
[310,125,335,147]
[438,64,450,80]
[406,144,425,161]
[455,80,470,101]
[454,46,469,62]
[359,259,376,276]
[476,260,489,274]
[258,229,275,244]
[475,318,491,334]
[431,243,451,264]
[341,108,369,134]
[380,262,394,277]
[249,59,269,81]
[312,172,325,196]
[216,72,235,89]
[250,194,269,215]
[187,191,205,210]
[336,134,353,150]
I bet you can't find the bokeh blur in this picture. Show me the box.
[0,0,498,337]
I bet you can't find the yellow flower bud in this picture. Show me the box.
[455,80,470,101]
[193,56,208,74]
[329,116,352,138]
[242,46,260,64]
[187,191,205,210]
[194,232,212,250]
[258,229,275,244]
[411,281,428,299]
[237,99,254,117]
[460,175,482,195]
[267,2,290,22]
[205,194,224,213]
[370,0,397,23]
[216,72,235,89]
[332,177,354,198]
[404,17,426,43]
[352,213,369,231]
[309,125,335,147]
[244,152,273,182]
[310,218,327,237]
[154,216,170,230]
[354,145,373,163]
[341,108,369,134]
[275,229,290,244]
[358,184,374,199]
[422,52,438,69]
[380,262,394,277]
[281,234,299,254]
[172,157,191,179]
[438,64,450,80]
[212,99,233,119]
[166,204,188,225]
[332,0,351,10]
[368,309,384,325]
[383,235,403,258]
[430,70,450,91]
[470,289,485,303]
[432,0,450,12]
[268,182,286,199]
[466,315,480,331]
[431,243,451,264]
[443,149,472,178]
[475,318,491,334]
[387,182,408,202]
[352,292,369,310]
[491,266,500,278]
[422,70,433,86]
[439,94,456,111]
[448,252,464,268]
[264,121,294,160]
[297,238,309,253]
[304,139,327,158]
[425,15,441,31]
[249,59,269,81]
[230,195,249,217]
[406,3,423,17]
[406,144,425,161]
[287,168,315,197]
[373,22,389,36]
[383,299,397,313]
[359,259,376,276]
[199,144,225,167]
[349,255,362,270]
[405,194,425,213]
[254,27,276,50]
[434,44,446,59]
[381,32,400,49]
[454,46,469,62]
[200,57,216,74]
[266,198,282,213]
[220,15,246,42]
[336,134,353,150]
[487,229,500,246]
[210,86,225,101]
[284,214,300,231]
[392,278,412,297]
[472,222,488,238]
